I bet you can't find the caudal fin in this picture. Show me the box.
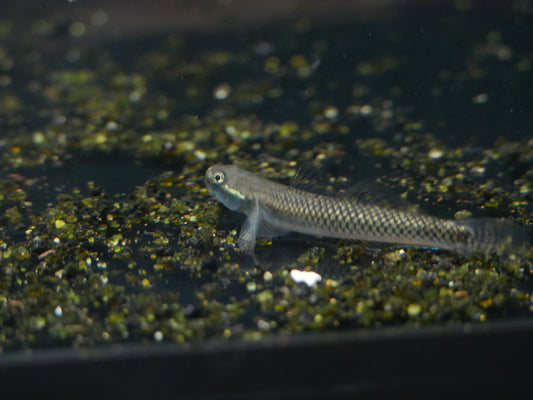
[457,218,530,255]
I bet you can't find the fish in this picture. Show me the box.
[205,164,526,254]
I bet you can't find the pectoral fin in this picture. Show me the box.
[237,199,261,252]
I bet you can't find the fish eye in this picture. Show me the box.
[213,172,225,184]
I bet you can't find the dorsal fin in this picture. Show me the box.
[290,162,416,211]
[289,164,335,195]
[339,178,414,210]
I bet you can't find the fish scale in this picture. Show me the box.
[205,164,525,254]
[268,188,465,248]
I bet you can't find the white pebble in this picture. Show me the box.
[257,319,270,331]
[263,271,273,282]
[428,148,444,159]
[290,269,322,287]
[213,83,231,100]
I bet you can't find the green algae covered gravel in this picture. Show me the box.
[0,5,532,351]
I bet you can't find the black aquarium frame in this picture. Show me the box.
[1,319,532,399]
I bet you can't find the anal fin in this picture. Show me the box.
[258,220,291,239]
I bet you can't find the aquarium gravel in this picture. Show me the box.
[0,3,532,352]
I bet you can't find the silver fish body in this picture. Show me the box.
[205,164,523,254]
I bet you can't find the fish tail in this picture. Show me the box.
[456,218,529,254]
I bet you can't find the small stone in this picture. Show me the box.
[407,303,421,317]
[106,121,118,130]
[290,269,322,287]
[256,290,273,304]
[470,165,485,176]
[454,210,472,220]
[194,150,206,160]
[54,306,63,317]
[263,271,273,282]
[472,93,489,104]
[246,281,257,293]
[257,319,270,331]
[360,105,373,115]
[428,148,444,159]
[213,83,231,100]
[32,131,46,145]
[324,106,338,119]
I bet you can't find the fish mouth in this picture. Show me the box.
[205,180,215,196]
